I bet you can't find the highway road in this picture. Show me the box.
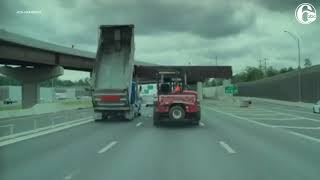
[1,99,320,180]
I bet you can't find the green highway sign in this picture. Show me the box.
[147,85,153,90]
[225,85,238,94]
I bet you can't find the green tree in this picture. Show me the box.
[266,66,279,77]
[279,67,294,74]
[245,67,264,81]
[304,58,312,68]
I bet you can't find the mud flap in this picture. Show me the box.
[124,108,135,121]
[94,112,103,121]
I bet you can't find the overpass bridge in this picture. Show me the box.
[0,29,232,108]
[0,30,154,108]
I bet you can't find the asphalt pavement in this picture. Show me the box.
[1,100,320,180]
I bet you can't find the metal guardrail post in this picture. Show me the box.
[33,119,37,130]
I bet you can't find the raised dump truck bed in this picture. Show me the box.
[92,25,137,121]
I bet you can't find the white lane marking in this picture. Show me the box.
[251,117,301,120]
[240,113,274,116]
[199,122,205,126]
[63,169,80,180]
[263,105,315,115]
[98,141,118,154]
[136,122,143,127]
[205,107,273,128]
[205,104,320,144]
[289,131,320,143]
[219,141,236,154]
[272,125,320,130]
[0,117,94,147]
[255,107,320,123]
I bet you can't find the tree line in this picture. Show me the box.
[232,58,313,84]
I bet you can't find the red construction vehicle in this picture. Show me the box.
[152,71,200,126]
[134,65,233,126]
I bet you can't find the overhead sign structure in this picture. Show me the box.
[225,85,238,94]
[134,65,233,84]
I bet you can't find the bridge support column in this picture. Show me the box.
[0,66,63,108]
[197,82,203,101]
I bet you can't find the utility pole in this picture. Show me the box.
[258,59,262,70]
[284,30,302,102]
[215,56,218,66]
[264,58,267,74]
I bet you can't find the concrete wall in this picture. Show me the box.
[203,86,233,99]
[236,65,320,103]
[0,86,81,102]
[40,87,54,102]
[9,86,22,101]
[0,86,9,100]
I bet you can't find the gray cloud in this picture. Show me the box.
[0,0,319,80]
[254,0,320,11]
[1,0,257,39]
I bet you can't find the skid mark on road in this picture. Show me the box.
[98,141,118,154]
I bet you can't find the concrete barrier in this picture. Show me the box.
[0,100,92,119]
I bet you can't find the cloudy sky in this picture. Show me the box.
[0,0,319,81]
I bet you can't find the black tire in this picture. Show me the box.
[195,111,201,121]
[153,107,160,126]
[192,121,199,126]
[94,118,102,122]
[313,108,316,113]
[153,120,160,126]
[169,105,185,121]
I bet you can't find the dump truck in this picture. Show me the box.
[91,25,139,121]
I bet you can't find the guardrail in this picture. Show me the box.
[0,108,93,138]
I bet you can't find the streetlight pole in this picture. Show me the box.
[284,30,302,102]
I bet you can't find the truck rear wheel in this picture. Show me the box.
[169,105,185,121]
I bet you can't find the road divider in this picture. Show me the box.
[0,124,14,136]
[0,116,94,147]
[98,141,118,154]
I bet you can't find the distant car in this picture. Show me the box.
[3,98,17,105]
[141,94,157,107]
[313,100,320,113]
